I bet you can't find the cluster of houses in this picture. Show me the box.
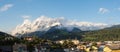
[11,40,120,52]
[1,36,120,52]
[56,40,120,52]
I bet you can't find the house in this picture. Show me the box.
[64,47,79,52]
[23,36,34,41]
[35,44,50,52]
[104,41,120,44]
[98,45,105,52]
[56,39,80,45]
[77,44,86,52]
[103,44,120,52]
[13,43,27,52]
[85,46,91,52]
[64,48,70,52]
[72,39,80,45]
[104,41,113,44]
[91,46,98,52]
[56,40,64,44]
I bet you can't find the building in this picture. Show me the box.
[35,44,50,52]
[13,43,27,52]
[91,46,98,52]
[103,44,120,52]
[77,44,86,52]
[23,36,35,41]
[56,39,80,45]
[72,39,80,45]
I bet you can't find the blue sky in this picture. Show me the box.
[0,0,120,32]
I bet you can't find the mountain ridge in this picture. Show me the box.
[11,16,109,37]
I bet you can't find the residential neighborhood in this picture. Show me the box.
[1,36,120,52]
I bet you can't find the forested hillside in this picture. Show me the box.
[0,31,19,45]
[82,28,120,41]
[41,25,120,41]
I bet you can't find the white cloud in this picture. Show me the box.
[99,8,109,14]
[22,15,31,19]
[0,4,13,12]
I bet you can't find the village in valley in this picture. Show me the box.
[1,35,120,52]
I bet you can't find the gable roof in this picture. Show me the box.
[107,44,120,50]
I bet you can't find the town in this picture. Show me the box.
[0,36,120,52]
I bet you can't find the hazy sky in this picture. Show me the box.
[0,0,120,32]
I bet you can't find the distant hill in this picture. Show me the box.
[82,25,120,41]
[0,31,11,36]
[105,25,120,29]
[20,26,87,41]
[0,31,12,40]
[41,25,120,41]
[40,27,86,41]
[0,31,20,45]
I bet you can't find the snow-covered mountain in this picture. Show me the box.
[11,16,109,36]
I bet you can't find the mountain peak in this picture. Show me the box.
[11,16,109,36]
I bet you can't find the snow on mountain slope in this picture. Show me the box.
[12,19,32,35]
[11,16,109,36]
